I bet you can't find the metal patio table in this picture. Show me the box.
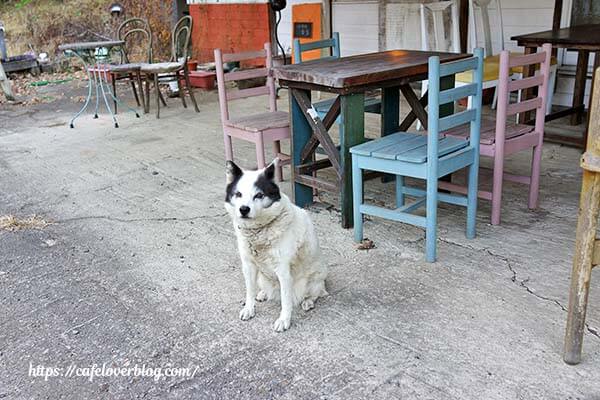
[512,24,600,148]
[59,40,139,128]
[274,50,469,228]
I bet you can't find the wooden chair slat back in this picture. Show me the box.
[214,43,276,122]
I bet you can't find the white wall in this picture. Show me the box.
[332,1,379,56]
[385,3,422,51]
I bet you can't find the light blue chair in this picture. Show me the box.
[350,48,484,262]
[292,33,381,117]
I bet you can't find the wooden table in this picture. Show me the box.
[274,50,469,228]
[58,40,132,128]
[512,24,600,148]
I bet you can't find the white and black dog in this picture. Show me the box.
[224,159,328,332]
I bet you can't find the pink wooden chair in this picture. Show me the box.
[214,43,290,181]
[440,43,552,225]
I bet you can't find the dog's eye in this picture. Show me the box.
[254,193,264,200]
[235,191,242,198]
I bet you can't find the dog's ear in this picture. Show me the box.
[226,161,243,184]
[263,158,279,181]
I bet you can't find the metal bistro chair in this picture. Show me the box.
[292,32,382,119]
[140,15,199,118]
[109,18,153,114]
[214,43,291,181]
[442,44,552,225]
[351,49,484,262]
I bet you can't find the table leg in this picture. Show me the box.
[522,46,538,123]
[66,50,94,128]
[96,62,120,128]
[340,93,365,228]
[440,75,455,183]
[571,49,590,126]
[440,74,455,117]
[381,86,400,136]
[380,86,400,183]
[290,88,314,208]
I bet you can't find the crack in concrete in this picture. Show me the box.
[438,236,600,341]
[56,213,228,224]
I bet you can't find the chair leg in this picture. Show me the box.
[177,74,187,109]
[396,175,405,207]
[255,135,266,169]
[111,73,117,114]
[184,70,200,113]
[528,143,543,209]
[425,176,438,263]
[491,155,505,225]
[224,134,233,161]
[352,156,363,242]
[272,141,283,181]
[129,73,140,106]
[466,162,479,239]
[144,75,150,114]
[136,71,145,112]
[154,74,161,119]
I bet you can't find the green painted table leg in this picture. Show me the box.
[440,75,455,117]
[381,86,400,136]
[440,74,455,183]
[290,88,313,208]
[380,86,400,183]
[340,93,365,228]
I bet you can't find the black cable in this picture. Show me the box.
[274,10,287,65]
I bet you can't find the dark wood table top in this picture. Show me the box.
[274,50,470,93]
[511,24,600,49]
[58,40,124,52]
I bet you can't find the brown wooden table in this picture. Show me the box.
[512,24,600,148]
[274,50,469,228]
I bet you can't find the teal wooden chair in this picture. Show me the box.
[292,33,381,116]
[350,48,484,262]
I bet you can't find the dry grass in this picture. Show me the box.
[0,214,51,231]
[0,0,173,60]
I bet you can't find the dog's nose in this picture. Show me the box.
[239,206,250,217]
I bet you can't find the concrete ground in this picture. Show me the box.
[0,80,599,400]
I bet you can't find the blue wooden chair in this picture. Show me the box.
[350,48,484,262]
[292,33,381,116]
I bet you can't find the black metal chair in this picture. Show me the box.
[140,15,199,118]
[109,18,152,113]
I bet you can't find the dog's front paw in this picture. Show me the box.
[273,316,291,332]
[239,305,255,321]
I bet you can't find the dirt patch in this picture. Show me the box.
[0,214,52,231]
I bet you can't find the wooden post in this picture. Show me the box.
[0,61,14,101]
[564,67,600,365]
[552,0,563,32]
[459,0,469,53]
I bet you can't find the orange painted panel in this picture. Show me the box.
[292,3,322,62]
[189,3,271,66]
